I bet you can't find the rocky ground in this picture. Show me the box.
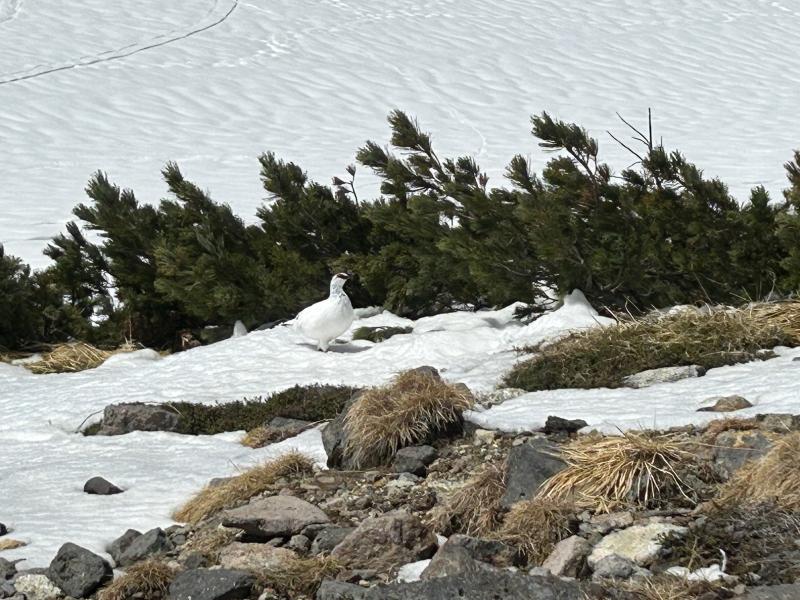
[2,367,800,600]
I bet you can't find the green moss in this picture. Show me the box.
[505,309,793,392]
[81,421,102,436]
[351,325,412,343]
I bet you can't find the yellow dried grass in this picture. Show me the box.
[173,451,314,524]
[25,342,135,374]
[433,461,506,537]
[98,559,176,600]
[343,369,474,468]
[496,498,576,563]
[258,555,341,597]
[537,431,692,512]
[717,432,800,510]
[0,538,26,551]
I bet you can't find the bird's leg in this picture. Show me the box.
[318,340,329,352]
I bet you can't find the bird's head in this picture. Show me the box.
[330,272,352,293]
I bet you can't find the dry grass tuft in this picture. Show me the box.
[433,461,507,537]
[620,575,722,600]
[180,526,237,563]
[0,538,26,551]
[505,303,799,391]
[25,342,135,374]
[98,559,176,600]
[173,451,314,524]
[702,417,759,440]
[717,432,800,510]
[496,498,576,564]
[259,555,340,597]
[538,431,692,512]
[343,369,474,468]
[240,426,271,449]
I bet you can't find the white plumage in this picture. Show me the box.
[293,273,355,351]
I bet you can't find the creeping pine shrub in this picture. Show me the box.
[343,369,474,468]
[173,452,314,524]
[505,306,797,391]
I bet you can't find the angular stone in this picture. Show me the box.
[255,417,315,445]
[758,414,797,432]
[697,395,753,412]
[118,527,171,566]
[0,580,14,598]
[316,580,369,600]
[588,511,634,534]
[500,439,565,508]
[322,397,359,469]
[48,542,112,598]
[331,510,437,573]
[394,445,437,466]
[591,554,635,580]
[287,534,310,553]
[218,542,297,572]
[169,568,254,600]
[391,457,427,477]
[311,526,356,555]
[713,430,772,479]
[422,535,518,581]
[83,476,123,495]
[742,584,800,600]
[0,558,15,581]
[543,416,588,435]
[479,388,526,408]
[542,535,591,577]
[106,528,141,564]
[13,574,62,600]
[623,365,705,389]
[97,402,180,435]
[222,495,330,540]
[362,569,583,599]
[588,523,686,567]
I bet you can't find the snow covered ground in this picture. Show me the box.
[2,0,800,268]
[2,292,799,568]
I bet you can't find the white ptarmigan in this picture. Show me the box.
[293,273,355,351]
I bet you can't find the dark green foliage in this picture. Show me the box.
[777,151,800,291]
[505,309,794,391]
[351,325,412,343]
[83,385,360,436]
[0,245,39,349]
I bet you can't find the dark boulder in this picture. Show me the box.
[48,543,112,598]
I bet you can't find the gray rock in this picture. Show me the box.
[287,534,310,553]
[363,569,583,600]
[623,365,705,388]
[255,417,316,445]
[587,511,634,535]
[48,543,112,598]
[222,495,330,540]
[97,402,179,435]
[742,584,800,599]
[542,535,591,577]
[0,523,6,536]
[421,535,518,580]
[697,395,753,412]
[396,445,437,465]
[0,581,14,598]
[118,527,171,566]
[479,388,526,408]
[331,510,437,573]
[0,558,16,581]
[316,580,369,600]
[322,397,360,469]
[543,416,588,435]
[713,430,772,479]
[501,438,565,508]
[591,554,635,580]
[169,568,254,600]
[758,413,797,432]
[83,476,123,495]
[106,528,141,564]
[311,526,356,555]
[218,542,296,572]
[391,457,427,477]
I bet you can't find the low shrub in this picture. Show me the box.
[505,305,798,391]
[496,498,577,564]
[173,451,314,524]
[98,559,176,600]
[257,555,340,598]
[537,431,692,511]
[351,325,412,343]
[343,369,474,468]
[433,461,506,537]
[25,342,127,374]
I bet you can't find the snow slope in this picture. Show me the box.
[2,0,800,267]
